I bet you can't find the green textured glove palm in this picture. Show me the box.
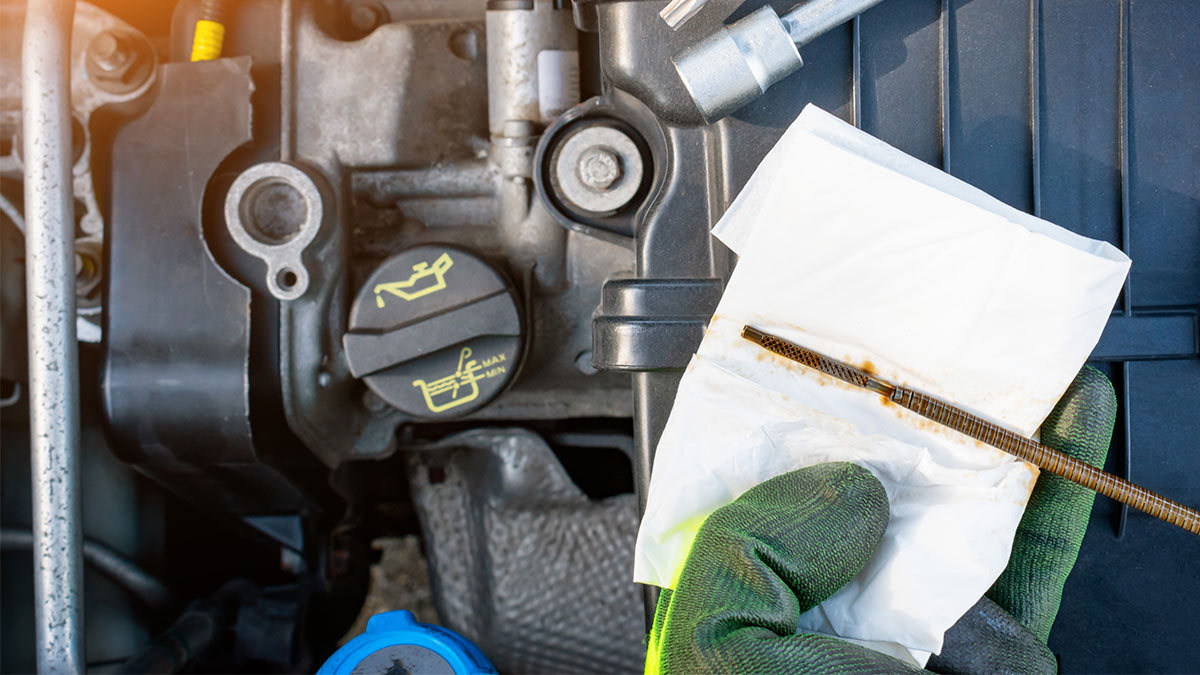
[647,366,1117,674]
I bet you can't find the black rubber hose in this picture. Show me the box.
[120,579,258,674]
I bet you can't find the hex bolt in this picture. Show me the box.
[86,30,153,94]
[578,147,622,191]
[87,32,130,74]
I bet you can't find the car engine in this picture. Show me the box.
[3,0,1198,672]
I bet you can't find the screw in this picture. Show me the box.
[87,32,130,74]
[348,3,385,33]
[578,147,621,191]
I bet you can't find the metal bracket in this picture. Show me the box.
[224,161,326,301]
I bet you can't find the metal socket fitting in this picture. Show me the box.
[672,5,802,123]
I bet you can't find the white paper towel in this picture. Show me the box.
[633,105,1130,665]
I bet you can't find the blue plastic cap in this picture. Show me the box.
[317,610,497,675]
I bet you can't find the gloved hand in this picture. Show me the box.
[645,366,1117,674]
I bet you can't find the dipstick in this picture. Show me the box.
[742,325,1200,535]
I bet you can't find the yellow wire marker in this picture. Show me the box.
[190,19,225,62]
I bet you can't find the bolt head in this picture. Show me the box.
[87,32,129,73]
[578,147,621,191]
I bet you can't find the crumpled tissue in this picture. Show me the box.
[632,104,1130,665]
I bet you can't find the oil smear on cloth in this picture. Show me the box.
[633,104,1130,666]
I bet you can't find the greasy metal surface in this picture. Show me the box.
[893,384,1200,534]
[486,0,575,293]
[274,0,632,467]
[20,0,85,670]
[406,429,644,673]
[485,0,578,136]
[745,327,1200,535]
[742,325,872,388]
[277,0,488,465]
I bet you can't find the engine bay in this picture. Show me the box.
[3,0,1199,671]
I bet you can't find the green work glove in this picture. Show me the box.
[646,366,1117,674]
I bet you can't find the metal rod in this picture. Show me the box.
[659,0,708,30]
[742,326,1200,536]
[0,529,172,612]
[780,0,886,47]
[1116,0,1133,538]
[21,0,85,671]
[280,0,295,162]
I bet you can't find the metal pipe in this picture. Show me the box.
[352,160,496,202]
[1,529,173,612]
[0,191,26,233]
[486,0,577,291]
[21,0,85,671]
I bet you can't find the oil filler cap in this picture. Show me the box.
[343,245,522,418]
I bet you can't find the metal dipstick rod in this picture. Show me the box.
[673,0,888,122]
[742,326,1200,536]
[22,0,86,671]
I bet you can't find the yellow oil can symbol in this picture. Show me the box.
[374,252,454,308]
[411,347,508,414]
